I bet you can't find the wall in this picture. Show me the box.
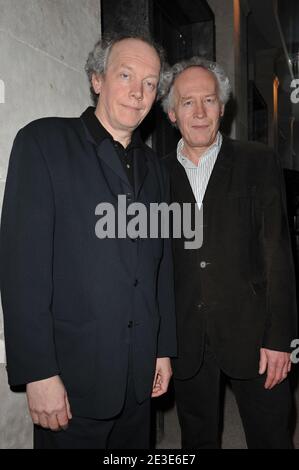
[0,0,101,449]
[102,0,149,36]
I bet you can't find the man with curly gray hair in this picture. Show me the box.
[1,34,176,449]
[163,58,297,448]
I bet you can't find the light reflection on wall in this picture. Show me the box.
[273,76,279,149]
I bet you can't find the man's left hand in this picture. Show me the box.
[259,348,291,389]
[151,357,172,398]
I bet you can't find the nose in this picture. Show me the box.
[194,100,205,118]
[130,80,143,101]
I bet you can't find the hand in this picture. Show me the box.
[259,348,291,389]
[26,375,72,431]
[151,357,172,398]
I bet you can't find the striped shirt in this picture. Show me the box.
[177,132,223,208]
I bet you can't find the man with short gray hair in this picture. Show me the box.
[0,34,176,449]
[163,57,297,449]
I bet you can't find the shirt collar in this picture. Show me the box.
[177,132,223,169]
[81,106,143,150]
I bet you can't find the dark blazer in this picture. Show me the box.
[164,136,297,380]
[0,112,176,419]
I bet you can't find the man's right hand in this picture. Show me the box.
[26,375,72,431]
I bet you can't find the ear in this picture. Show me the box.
[220,104,225,117]
[91,73,103,95]
[168,109,177,124]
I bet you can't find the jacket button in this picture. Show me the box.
[128,320,133,328]
[134,279,139,287]
[200,261,209,269]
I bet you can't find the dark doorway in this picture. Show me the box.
[150,0,215,157]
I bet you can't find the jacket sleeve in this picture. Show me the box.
[156,163,177,358]
[0,126,60,386]
[262,150,298,351]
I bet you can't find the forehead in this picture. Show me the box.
[174,66,218,96]
[107,39,161,74]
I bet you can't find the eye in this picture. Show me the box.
[145,80,157,91]
[120,72,130,80]
[204,97,216,104]
[183,100,193,107]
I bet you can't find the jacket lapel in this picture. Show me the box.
[203,136,234,203]
[170,157,197,204]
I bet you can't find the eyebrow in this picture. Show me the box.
[120,64,159,79]
[180,93,217,101]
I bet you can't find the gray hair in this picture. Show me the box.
[85,33,171,105]
[161,57,231,114]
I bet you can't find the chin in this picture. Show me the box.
[193,140,211,147]
[119,120,139,131]
[123,119,139,127]
[192,134,215,146]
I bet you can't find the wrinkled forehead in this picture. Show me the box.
[107,38,161,73]
[174,66,219,97]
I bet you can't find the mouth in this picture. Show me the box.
[191,124,210,129]
[122,105,143,112]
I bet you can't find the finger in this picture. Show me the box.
[155,373,162,388]
[152,384,161,392]
[288,361,292,373]
[162,376,172,393]
[277,358,290,384]
[39,413,50,429]
[48,414,61,432]
[280,362,289,383]
[259,350,267,375]
[31,411,40,426]
[264,364,276,389]
[152,389,162,398]
[152,387,167,398]
[157,374,170,394]
[152,378,161,392]
[56,408,69,430]
[151,390,161,398]
[152,370,158,389]
[268,364,284,389]
[65,395,72,420]
[151,380,162,397]
[269,372,281,389]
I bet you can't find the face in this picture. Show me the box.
[92,38,160,138]
[168,67,224,155]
